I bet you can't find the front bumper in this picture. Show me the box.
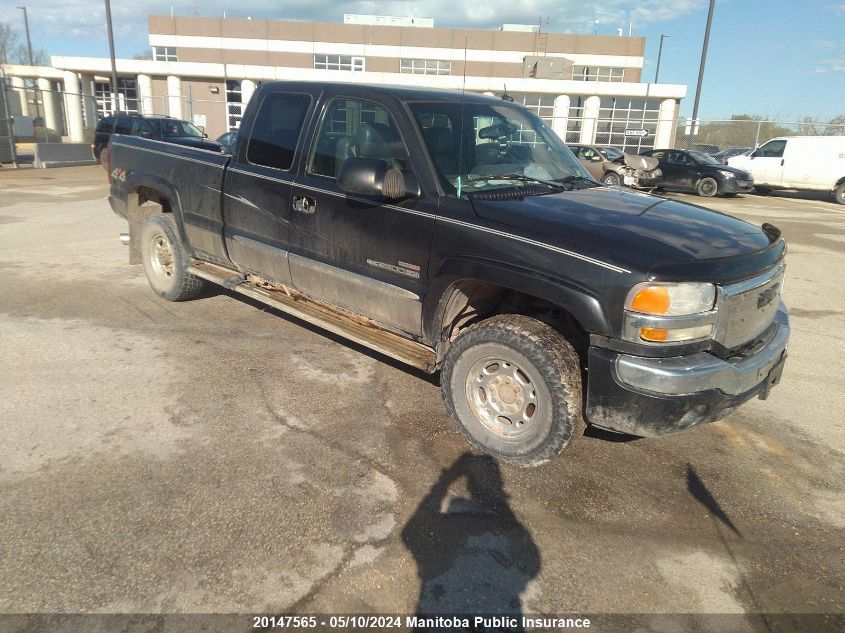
[721,177,755,194]
[586,304,789,436]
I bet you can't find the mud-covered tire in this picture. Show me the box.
[441,314,584,466]
[696,177,718,197]
[602,171,621,186]
[139,214,207,301]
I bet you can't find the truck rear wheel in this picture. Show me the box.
[441,315,584,466]
[140,214,208,301]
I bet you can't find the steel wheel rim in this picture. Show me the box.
[465,356,539,438]
[701,180,716,195]
[149,231,175,280]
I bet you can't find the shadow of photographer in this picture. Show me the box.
[401,453,541,630]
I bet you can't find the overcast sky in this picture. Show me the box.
[2,0,844,120]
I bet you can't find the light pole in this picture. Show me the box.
[654,34,669,83]
[104,0,120,114]
[690,0,716,138]
[16,6,34,65]
[17,5,43,137]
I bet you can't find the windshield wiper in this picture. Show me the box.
[558,175,600,189]
[462,173,568,190]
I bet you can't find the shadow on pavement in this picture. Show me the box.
[687,464,741,536]
[401,453,540,629]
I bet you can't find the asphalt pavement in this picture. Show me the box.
[1,166,843,632]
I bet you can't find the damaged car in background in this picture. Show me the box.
[569,144,661,189]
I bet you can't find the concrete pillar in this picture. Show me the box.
[62,71,85,142]
[167,75,182,119]
[137,74,154,115]
[579,95,600,145]
[551,94,570,140]
[37,78,60,132]
[11,76,28,115]
[241,79,256,106]
[80,74,97,128]
[654,98,676,149]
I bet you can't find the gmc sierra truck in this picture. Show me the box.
[107,82,789,465]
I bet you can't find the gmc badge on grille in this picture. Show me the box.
[757,285,778,309]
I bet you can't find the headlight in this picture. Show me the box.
[623,282,718,345]
[626,282,716,316]
[718,170,736,178]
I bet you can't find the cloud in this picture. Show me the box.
[0,0,706,57]
[814,58,845,73]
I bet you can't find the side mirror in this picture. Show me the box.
[590,155,602,162]
[750,151,758,159]
[338,157,413,200]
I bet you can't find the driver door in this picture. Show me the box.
[287,96,435,335]
[750,139,786,186]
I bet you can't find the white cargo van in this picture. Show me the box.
[728,136,845,204]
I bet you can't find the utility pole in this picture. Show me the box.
[104,0,120,115]
[690,0,716,136]
[654,34,669,83]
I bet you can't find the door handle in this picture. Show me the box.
[292,195,316,214]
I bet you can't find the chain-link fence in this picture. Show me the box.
[675,118,845,154]
[3,77,844,164]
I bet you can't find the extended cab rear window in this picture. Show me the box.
[247,93,311,171]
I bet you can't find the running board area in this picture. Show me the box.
[188,261,437,372]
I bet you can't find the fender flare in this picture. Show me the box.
[422,256,610,344]
[125,171,190,245]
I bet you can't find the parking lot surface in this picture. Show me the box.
[1,166,844,630]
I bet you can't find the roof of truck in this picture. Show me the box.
[257,80,509,104]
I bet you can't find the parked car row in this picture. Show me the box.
[567,136,845,204]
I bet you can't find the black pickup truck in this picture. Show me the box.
[108,81,789,465]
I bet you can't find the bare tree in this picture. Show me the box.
[0,21,48,65]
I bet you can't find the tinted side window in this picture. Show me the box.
[757,140,786,158]
[96,117,114,133]
[309,98,409,178]
[247,93,311,170]
[114,117,133,135]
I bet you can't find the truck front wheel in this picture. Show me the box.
[140,214,208,301]
[441,315,584,466]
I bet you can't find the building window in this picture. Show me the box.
[399,59,451,75]
[571,66,625,82]
[153,46,177,62]
[226,80,243,129]
[93,78,139,118]
[595,97,660,151]
[314,54,365,71]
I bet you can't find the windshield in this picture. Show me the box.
[410,100,591,195]
[601,147,625,161]
[159,120,203,138]
[689,150,720,166]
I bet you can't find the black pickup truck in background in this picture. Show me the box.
[107,81,789,465]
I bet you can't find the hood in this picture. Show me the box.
[470,187,772,273]
[166,136,223,152]
[623,154,659,170]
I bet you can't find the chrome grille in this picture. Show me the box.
[714,264,785,350]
